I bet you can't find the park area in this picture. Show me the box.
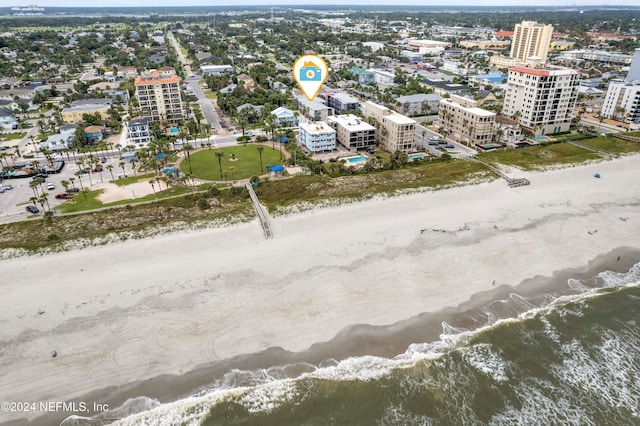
[182,144,285,181]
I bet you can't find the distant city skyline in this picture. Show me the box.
[6,0,640,8]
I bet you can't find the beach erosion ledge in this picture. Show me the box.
[1,155,639,425]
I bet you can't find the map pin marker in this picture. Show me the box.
[292,54,329,102]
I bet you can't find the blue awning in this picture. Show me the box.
[156,153,165,159]
[163,168,179,174]
[279,137,289,143]
[267,165,285,173]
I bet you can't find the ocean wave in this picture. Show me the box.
[106,262,640,425]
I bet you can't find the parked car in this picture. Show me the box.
[445,144,455,149]
[2,184,12,190]
[92,165,103,172]
[32,173,48,179]
[46,182,55,190]
[100,157,107,163]
[67,187,80,193]
[55,193,72,200]
[25,205,39,214]
[428,140,439,146]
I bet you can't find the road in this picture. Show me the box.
[166,31,226,133]
[414,123,477,159]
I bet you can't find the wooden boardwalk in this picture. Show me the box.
[467,159,530,188]
[245,183,273,239]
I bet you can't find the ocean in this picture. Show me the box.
[62,262,640,426]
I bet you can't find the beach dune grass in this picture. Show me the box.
[185,145,283,181]
[479,142,602,170]
[577,135,640,154]
[258,159,490,208]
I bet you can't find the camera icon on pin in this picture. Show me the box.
[300,61,322,81]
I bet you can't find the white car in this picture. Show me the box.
[46,183,55,190]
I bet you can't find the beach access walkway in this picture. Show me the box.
[245,183,273,239]
[466,159,530,188]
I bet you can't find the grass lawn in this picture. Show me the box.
[577,136,640,154]
[1,132,26,141]
[185,145,284,181]
[57,185,196,213]
[479,142,602,170]
[112,174,155,187]
[204,90,217,99]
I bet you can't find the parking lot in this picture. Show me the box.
[0,151,131,224]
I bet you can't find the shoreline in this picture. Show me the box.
[1,156,639,425]
[8,247,640,426]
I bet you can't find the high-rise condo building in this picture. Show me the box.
[361,101,416,153]
[134,71,184,125]
[510,21,554,63]
[503,67,579,135]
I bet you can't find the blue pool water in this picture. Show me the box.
[346,156,366,163]
[169,128,180,134]
[533,136,546,141]
[409,153,425,159]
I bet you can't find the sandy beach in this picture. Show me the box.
[1,155,639,424]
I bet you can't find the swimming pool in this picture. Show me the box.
[346,156,367,163]
[169,127,180,134]
[409,153,426,159]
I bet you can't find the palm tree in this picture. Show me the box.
[69,176,77,191]
[215,151,225,179]
[183,144,193,175]
[149,178,156,195]
[106,164,115,181]
[256,146,264,172]
[29,181,40,198]
[61,179,70,194]
[119,160,126,177]
[74,171,84,190]
[29,196,38,211]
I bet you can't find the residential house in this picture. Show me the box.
[83,125,104,145]
[326,114,376,151]
[0,108,18,130]
[494,115,523,147]
[298,121,336,153]
[475,90,500,107]
[38,125,77,152]
[348,67,375,85]
[237,73,256,90]
[270,106,298,127]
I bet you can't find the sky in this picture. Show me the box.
[7,0,640,7]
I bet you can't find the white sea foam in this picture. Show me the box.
[113,263,640,425]
[461,344,509,383]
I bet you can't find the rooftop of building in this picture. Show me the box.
[509,67,578,77]
[299,121,336,134]
[327,114,375,131]
[395,93,442,103]
[134,73,180,86]
[328,92,360,104]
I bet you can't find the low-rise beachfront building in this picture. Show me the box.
[327,92,361,113]
[326,114,376,151]
[439,94,496,147]
[126,117,152,146]
[296,95,333,122]
[395,93,442,116]
[361,101,416,153]
[270,107,298,127]
[299,122,336,153]
[348,67,375,85]
[61,100,111,124]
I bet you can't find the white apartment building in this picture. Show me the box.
[439,95,496,147]
[510,21,553,63]
[299,122,337,153]
[503,66,579,135]
[361,101,416,153]
[126,117,152,146]
[601,80,640,127]
[326,114,376,151]
[134,72,184,125]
